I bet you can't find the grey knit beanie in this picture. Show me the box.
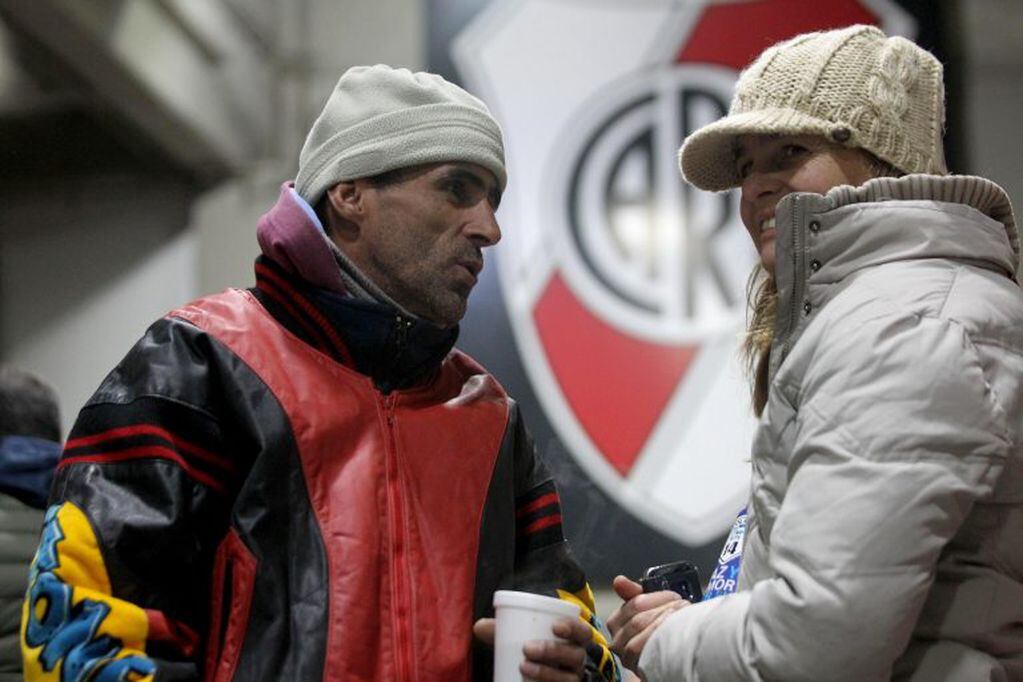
[679,25,947,191]
[295,64,506,205]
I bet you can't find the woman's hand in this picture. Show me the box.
[606,575,689,673]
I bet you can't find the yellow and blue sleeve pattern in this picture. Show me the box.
[558,584,623,682]
[21,502,156,682]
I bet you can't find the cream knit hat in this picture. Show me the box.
[679,25,947,191]
[295,64,506,205]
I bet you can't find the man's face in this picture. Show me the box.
[735,133,873,275]
[332,162,502,327]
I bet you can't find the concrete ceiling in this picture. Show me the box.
[0,0,280,188]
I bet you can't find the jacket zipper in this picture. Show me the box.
[393,314,412,363]
[381,392,414,681]
[782,197,806,360]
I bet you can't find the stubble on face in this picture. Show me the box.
[366,216,473,326]
[346,163,500,328]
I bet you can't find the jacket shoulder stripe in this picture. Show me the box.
[59,446,228,495]
[516,491,559,518]
[518,514,563,536]
[515,480,565,548]
[64,423,235,474]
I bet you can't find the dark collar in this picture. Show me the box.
[251,256,458,393]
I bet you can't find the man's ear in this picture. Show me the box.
[325,181,364,224]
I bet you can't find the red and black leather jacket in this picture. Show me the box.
[21,256,620,681]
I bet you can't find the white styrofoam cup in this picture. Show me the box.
[493,590,581,682]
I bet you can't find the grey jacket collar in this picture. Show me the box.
[769,174,1018,378]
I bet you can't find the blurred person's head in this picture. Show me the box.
[677,25,947,413]
[0,365,61,509]
[0,365,60,442]
[294,65,506,328]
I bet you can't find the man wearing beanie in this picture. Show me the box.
[608,25,1023,681]
[21,65,620,682]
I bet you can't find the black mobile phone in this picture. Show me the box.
[640,560,703,603]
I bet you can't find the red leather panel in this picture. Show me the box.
[175,290,509,681]
[204,529,258,682]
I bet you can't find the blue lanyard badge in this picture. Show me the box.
[703,506,747,601]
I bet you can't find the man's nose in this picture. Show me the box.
[467,201,502,246]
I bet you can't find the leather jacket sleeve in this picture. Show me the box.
[22,317,242,681]
[509,413,622,682]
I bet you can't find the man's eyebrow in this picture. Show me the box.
[447,166,486,187]
[447,164,502,209]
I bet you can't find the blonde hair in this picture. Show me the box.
[743,266,777,417]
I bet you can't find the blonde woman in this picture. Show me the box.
[608,25,1022,681]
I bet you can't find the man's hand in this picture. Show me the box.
[473,616,591,681]
[606,575,689,674]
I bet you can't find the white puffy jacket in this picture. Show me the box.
[640,175,1023,681]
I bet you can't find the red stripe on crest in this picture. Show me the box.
[675,0,880,69]
[534,273,695,476]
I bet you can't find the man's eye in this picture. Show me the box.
[781,144,807,158]
[737,160,752,179]
[446,179,469,202]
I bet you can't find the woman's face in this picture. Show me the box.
[736,134,874,275]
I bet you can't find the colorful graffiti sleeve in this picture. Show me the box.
[22,502,157,682]
[23,326,240,681]
[557,585,623,682]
